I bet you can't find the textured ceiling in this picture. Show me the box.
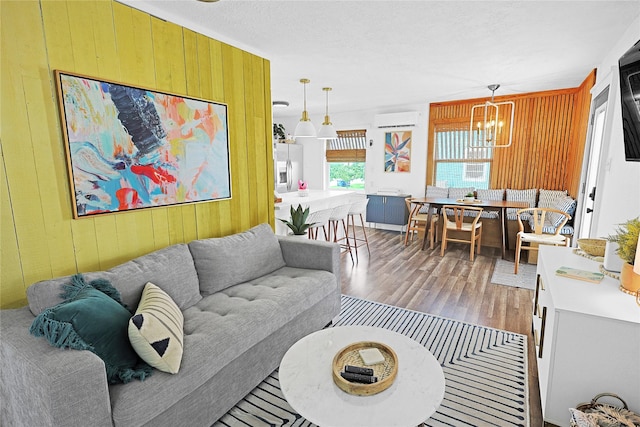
[118,0,640,119]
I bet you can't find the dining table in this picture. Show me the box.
[409,197,529,259]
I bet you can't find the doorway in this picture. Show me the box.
[577,86,609,239]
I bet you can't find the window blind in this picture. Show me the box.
[326,129,367,162]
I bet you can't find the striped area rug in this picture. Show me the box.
[214,295,529,427]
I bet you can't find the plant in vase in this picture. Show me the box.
[464,192,475,202]
[607,217,640,295]
[279,204,313,236]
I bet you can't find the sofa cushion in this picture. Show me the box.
[547,195,576,228]
[506,188,537,220]
[107,244,202,311]
[425,185,448,198]
[538,189,567,208]
[129,283,184,374]
[188,223,286,295]
[419,185,449,214]
[108,266,338,426]
[27,244,202,316]
[476,189,504,218]
[29,274,152,384]
[448,187,475,199]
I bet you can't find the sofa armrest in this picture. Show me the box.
[277,236,341,285]
[1,308,113,427]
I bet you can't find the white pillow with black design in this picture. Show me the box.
[129,282,184,374]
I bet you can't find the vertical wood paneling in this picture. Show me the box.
[568,71,597,195]
[223,44,251,233]
[193,35,220,239]
[1,0,274,308]
[2,0,57,293]
[428,80,595,197]
[0,152,23,307]
[264,61,275,227]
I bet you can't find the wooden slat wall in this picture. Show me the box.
[427,71,596,196]
[0,1,274,308]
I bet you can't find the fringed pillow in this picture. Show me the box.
[29,274,153,384]
[129,283,184,374]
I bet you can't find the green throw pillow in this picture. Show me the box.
[29,274,153,384]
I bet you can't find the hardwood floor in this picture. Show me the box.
[337,227,544,427]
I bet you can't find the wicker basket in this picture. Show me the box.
[577,238,606,257]
[571,393,640,427]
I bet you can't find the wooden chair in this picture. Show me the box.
[514,208,570,274]
[440,205,483,261]
[404,198,438,248]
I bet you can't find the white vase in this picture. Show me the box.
[298,189,309,197]
[603,241,623,273]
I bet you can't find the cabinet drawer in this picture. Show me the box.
[532,273,548,358]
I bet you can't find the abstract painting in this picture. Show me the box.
[384,131,411,172]
[55,71,230,218]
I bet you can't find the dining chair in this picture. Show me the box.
[404,198,438,248]
[440,205,483,261]
[306,208,332,241]
[514,207,571,274]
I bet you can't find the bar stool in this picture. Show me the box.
[328,204,353,263]
[306,208,332,240]
[346,199,370,261]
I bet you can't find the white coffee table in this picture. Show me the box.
[279,325,445,427]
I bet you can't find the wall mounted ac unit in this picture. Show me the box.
[374,111,419,128]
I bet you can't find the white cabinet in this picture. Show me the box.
[534,246,640,426]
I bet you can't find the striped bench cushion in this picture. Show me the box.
[537,189,567,208]
[477,189,504,218]
[547,195,577,227]
[530,218,574,236]
[420,185,449,214]
[506,188,537,220]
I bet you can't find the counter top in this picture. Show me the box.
[274,190,359,235]
[275,190,356,210]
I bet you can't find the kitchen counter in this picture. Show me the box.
[275,190,358,235]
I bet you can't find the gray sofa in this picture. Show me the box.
[0,223,341,427]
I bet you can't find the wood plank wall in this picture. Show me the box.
[0,1,274,308]
[426,71,597,195]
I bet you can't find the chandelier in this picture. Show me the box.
[469,84,515,148]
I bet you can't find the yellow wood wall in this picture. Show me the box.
[1,0,274,308]
[427,71,597,196]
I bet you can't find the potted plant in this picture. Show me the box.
[279,204,313,236]
[273,123,286,142]
[607,217,640,295]
[464,192,475,202]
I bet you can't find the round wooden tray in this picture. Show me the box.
[331,341,398,396]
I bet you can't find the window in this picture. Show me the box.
[326,129,366,190]
[434,124,492,189]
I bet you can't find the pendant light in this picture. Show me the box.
[294,78,316,138]
[317,87,338,140]
[469,84,515,148]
